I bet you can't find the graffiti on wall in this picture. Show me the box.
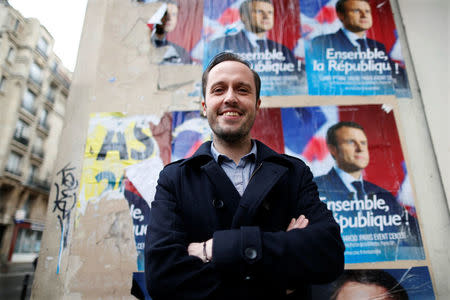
[53,162,78,274]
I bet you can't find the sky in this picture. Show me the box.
[8,0,89,72]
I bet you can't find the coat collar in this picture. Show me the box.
[180,140,292,167]
[181,140,292,227]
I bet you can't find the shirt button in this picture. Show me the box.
[212,199,224,208]
[244,247,257,260]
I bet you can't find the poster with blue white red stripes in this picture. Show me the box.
[300,0,411,97]
[202,0,307,96]
[282,104,424,263]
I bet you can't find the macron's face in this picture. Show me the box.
[338,0,373,34]
[202,61,260,144]
[164,3,179,33]
[329,126,369,174]
[246,1,274,33]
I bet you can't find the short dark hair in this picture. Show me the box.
[326,121,365,147]
[336,0,370,15]
[239,0,273,24]
[331,270,409,300]
[202,52,261,101]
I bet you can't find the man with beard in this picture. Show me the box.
[145,52,344,299]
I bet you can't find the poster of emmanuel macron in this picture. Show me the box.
[203,0,307,96]
[301,0,411,97]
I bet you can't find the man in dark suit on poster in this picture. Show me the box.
[205,0,305,94]
[309,0,408,91]
[314,121,423,262]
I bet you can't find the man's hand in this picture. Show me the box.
[187,215,308,264]
[286,215,309,231]
[188,238,213,263]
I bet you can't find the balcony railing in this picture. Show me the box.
[13,135,29,146]
[27,177,51,191]
[51,68,70,90]
[28,76,43,88]
[5,167,22,177]
[21,103,37,115]
[36,46,48,60]
[46,93,55,103]
[31,147,44,158]
[38,122,49,131]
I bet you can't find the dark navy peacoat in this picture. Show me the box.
[145,140,345,299]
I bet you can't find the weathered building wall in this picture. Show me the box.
[0,2,71,265]
[31,0,448,299]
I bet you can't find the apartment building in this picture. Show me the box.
[0,1,71,263]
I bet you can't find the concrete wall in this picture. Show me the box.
[31,0,449,298]
[395,0,449,297]
[397,0,449,203]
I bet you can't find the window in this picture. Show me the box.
[14,119,30,145]
[14,119,29,138]
[5,152,22,175]
[36,37,48,57]
[28,165,39,186]
[39,109,48,129]
[51,61,58,73]
[0,76,6,92]
[47,85,56,102]
[6,47,15,63]
[14,228,42,254]
[32,136,44,157]
[14,19,20,31]
[29,62,43,85]
[21,89,36,114]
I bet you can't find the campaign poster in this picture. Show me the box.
[203,0,307,96]
[146,0,203,64]
[300,0,411,97]
[281,105,424,263]
[311,267,435,299]
[78,113,172,299]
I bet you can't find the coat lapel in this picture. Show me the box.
[327,169,354,199]
[231,161,288,228]
[201,160,241,215]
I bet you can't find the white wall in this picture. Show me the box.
[396,0,449,298]
[398,0,449,204]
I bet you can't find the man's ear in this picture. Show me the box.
[256,98,261,110]
[337,11,345,23]
[328,144,338,159]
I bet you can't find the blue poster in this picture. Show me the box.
[203,0,307,96]
[300,0,411,97]
[281,105,424,263]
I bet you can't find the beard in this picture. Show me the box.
[208,113,256,144]
[211,126,249,143]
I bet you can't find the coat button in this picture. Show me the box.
[244,247,257,260]
[212,199,224,208]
